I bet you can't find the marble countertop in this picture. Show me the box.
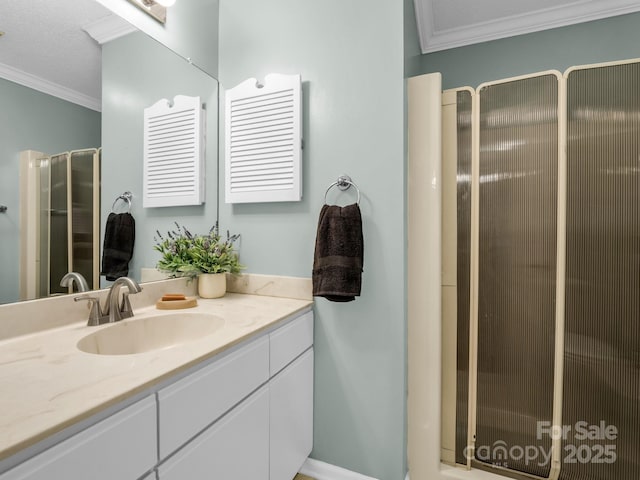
[0,291,312,463]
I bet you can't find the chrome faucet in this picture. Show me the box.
[60,272,90,293]
[75,277,142,326]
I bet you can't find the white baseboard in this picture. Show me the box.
[299,458,380,480]
[299,458,411,480]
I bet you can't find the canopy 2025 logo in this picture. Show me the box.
[465,421,618,468]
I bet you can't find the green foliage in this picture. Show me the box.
[154,222,243,278]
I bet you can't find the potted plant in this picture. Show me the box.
[154,222,243,298]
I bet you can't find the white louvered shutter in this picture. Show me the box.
[143,95,205,208]
[225,74,302,203]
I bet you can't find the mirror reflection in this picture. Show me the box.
[21,149,101,300]
[0,0,219,305]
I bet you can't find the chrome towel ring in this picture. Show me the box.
[324,175,361,205]
[111,191,133,213]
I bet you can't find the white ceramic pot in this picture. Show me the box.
[197,273,227,299]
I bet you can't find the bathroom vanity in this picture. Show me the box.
[0,281,313,480]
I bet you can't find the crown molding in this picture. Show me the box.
[0,14,135,113]
[0,63,100,112]
[417,0,640,54]
[83,13,137,45]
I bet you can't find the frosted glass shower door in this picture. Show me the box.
[474,73,560,478]
[440,88,474,467]
[561,61,640,480]
[438,59,640,480]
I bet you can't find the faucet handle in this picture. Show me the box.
[75,296,105,326]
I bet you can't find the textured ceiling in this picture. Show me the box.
[0,0,116,110]
[415,0,640,53]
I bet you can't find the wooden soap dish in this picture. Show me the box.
[156,296,198,310]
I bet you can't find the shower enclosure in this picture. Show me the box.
[441,60,640,480]
[19,148,100,300]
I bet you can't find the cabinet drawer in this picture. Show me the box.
[1,396,156,480]
[270,310,313,376]
[158,386,269,480]
[158,335,269,459]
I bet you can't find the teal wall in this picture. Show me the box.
[101,32,219,284]
[0,79,100,304]
[418,12,640,90]
[404,0,422,78]
[218,1,406,479]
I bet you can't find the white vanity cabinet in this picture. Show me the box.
[0,308,313,480]
[0,396,157,480]
[158,309,314,480]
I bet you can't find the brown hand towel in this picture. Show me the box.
[312,203,363,302]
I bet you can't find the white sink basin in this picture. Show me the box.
[77,313,225,355]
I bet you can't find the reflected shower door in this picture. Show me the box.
[562,62,640,480]
[48,153,69,296]
[31,149,100,298]
[70,150,100,289]
[475,74,559,477]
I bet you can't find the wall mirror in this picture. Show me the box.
[0,0,219,305]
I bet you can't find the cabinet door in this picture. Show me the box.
[158,386,269,480]
[0,396,157,480]
[270,348,314,480]
[158,335,269,459]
